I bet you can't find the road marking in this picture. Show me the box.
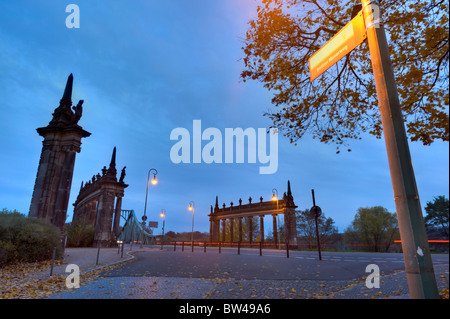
[204,250,411,264]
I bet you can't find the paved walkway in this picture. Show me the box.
[47,246,449,299]
[32,245,148,280]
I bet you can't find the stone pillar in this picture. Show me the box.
[112,195,123,240]
[238,217,243,242]
[209,219,214,242]
[214,219,220,242]
[272,214,278,245]
[248,216,253,244]
[221,219,226,243]
[29,138,62,223]
[260,215,264,243]
[29,74,91,231]
[52,146,78,230]
[94,189,116,247]
[229,218,234,243]
[284,211,290,242]
[284,209,297,243]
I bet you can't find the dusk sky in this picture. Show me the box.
[0,0,448,237]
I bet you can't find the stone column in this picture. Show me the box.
[284,211,290,242]
[52,146,78,230]
[214,219,220,242]
[209,219,214,243]
[272,214,278,245]
[284,209,297,243]
[238,217,243,242]
[229,218,234,243]
[221,219,226,243]
[112,195,123,240]
[260,215,265,243]
[248,216,253,244]
[30,130,90,228]
[29,138,62,222]
[29,74,91,231]
[94,189,116,247]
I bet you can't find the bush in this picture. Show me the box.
[65,218,95,247]
[0,209,63,267]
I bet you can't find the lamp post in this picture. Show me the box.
[272,188,280,249]
[160,209,166,250]
[143,168,158,226]
[188,201,195,251]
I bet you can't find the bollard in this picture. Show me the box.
[259,242,262,256]
[182,241,184,252]
[192,241,194,253]
[121,242,124,258]
[174,241,177,251]
[96,241,101,265]
[286,241,290,258]
[238,241,241,255]
[204,242,207,253]
[49,246,56,276]
[219,241,221,254]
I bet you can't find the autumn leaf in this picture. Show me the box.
[241,0,449,150]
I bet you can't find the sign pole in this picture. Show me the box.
[311,190,322,261]
[361,0,439,298]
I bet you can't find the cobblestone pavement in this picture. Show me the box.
[48,246,449,299]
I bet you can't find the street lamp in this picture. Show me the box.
[188,201,195,251]
[160,209,166,250]
[272,188,280,248]
[143,168,158,226]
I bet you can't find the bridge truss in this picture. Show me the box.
[117,210,156,245]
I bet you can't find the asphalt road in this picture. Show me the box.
[101,246,449,281]
[49,246,448,299]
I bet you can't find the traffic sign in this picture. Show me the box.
[309,11,366,81]
[310,205,322,218]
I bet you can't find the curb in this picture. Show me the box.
[80,250,136,275]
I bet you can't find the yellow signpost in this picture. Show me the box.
[309,1,439,298]
[309,11,366,82]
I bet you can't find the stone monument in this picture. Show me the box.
[29,74,91,231]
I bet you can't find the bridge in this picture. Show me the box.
[117,209,156,245]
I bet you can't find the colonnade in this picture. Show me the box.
[210,214,282,244]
